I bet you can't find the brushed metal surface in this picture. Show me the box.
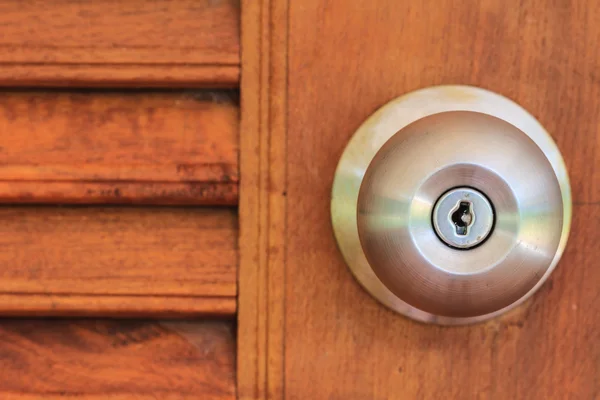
[331,85,571,324]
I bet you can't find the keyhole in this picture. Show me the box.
[451,201,473,236]
[432,188,494,249]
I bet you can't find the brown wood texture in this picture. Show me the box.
[0,319,235,399]
[0,0,240,87]
[238,0,288,399]
[0,206,237,316]
[0,91,238,205]
[238,0,600,399]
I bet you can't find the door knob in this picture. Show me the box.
[331,85,571,325]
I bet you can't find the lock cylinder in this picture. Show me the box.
[432,187,494,249]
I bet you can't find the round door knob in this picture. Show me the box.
[331,85,571,325]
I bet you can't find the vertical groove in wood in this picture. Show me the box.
[267,0,288,398]
[238,0,288,399]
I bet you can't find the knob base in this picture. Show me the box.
[331,85,571,325]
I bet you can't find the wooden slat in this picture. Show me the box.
[0,206,237,316]
[0,91,239,205]
[0,320,235,399]
[0,294,235,318]
[0,0,240,87]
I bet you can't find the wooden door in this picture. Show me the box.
[0,1,597,399]
[238,1,599,399]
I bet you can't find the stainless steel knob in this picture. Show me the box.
[331,85,571,325]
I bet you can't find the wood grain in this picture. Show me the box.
[238,0,600,398]
[0,91,239,205]
[0,206,237,316]
[0,0,240,87]
[238,0,287,399]
[0,294,235,318]
[0,319,235,399]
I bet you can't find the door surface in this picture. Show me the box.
[0,1,597,399]
[238,1,599,399]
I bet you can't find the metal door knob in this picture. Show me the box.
[331,86,571,324]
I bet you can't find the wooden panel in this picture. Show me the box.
[0,206,237,316]
[238,0,287,398]
[239,0,600,399]
[0,0,240,87]
[0,91,238,205]
[0,319,235,399]
[0,294,235,318]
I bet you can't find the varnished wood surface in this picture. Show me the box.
[0,0,240,87]
[0,91,238,205]
[0,319,235,399]
[239,0,600,398]
[0,207,237,316]
[0,294,236,318]
[238,0,287,399]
